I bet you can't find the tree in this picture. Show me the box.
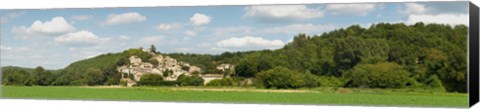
[32,66,54,86]
[163,69,173,77]
[149,44,157,54]
[255,66,319,89]
[84,68,104,86]
[2,68,33,86]
[344,62,409,88]
[177,74,204,86]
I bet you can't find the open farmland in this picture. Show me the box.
[0,86,468,108]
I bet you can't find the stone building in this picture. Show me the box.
[202,74,224,84]
[118,54,204,86]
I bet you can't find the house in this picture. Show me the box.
[129,56,142,67]
[216,64,234,71]
[118,54,204,86]
[202,74,224,84]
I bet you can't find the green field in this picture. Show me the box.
[0,86,468,108]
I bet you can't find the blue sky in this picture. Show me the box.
[0,2,469,69]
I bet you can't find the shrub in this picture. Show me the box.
[344,62,409,88]
[120,80,128,86]
[425,75,445,89]
[2,68,33,86]
[140,73,164,82]
[137,81,180,86]
[206,78,236,86]
[255,66,319,89]
[177,74,204,86]
[317,76,343,87]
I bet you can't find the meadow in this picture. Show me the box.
[0,86,468,108]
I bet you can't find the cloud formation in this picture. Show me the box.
[399,3,427,15]
[54,30,110,46]
[154,23,183,31]
[405,14,468,26]
[217,36,285,49]
[263,23,337,35]
[244,5,324,22]
[189,13,212,26]
[103,12,146,26]
[326,4,377,16]
[12,17,76,38]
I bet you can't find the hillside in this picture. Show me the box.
[2,22,468,92]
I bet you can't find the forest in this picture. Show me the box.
[1,22,468,93]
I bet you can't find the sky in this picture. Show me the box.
[0,2,470,69]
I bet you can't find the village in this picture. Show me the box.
[117,50,234,86]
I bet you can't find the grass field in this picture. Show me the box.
[0,86,468,108]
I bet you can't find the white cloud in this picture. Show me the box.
[103,12,146,26]
[184,30,197,36]
[154,23,183,31]
[263,23,337,35]
[1,11,25,24]
[118,35,130,40]
[244,5,324,22]
[217,36,285,49]
[400,3,427,15]
[71,15,94,21]
[212,26,253,36]
[54,30,110,46]
[12,17,76,38]
[326,4,377,16]
[1,45,12,50]
[189,13,212,26]
[405,14,468,26]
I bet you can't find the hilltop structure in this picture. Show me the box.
[117,52,229,86]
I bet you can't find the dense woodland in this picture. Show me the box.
[1,22,468,92]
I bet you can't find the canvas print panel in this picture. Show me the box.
[0,1,470,108]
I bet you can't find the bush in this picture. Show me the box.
[137,81,180,86]
[344,62,409,88]
[255,66,319,89]
[177,74,204,86]
[2,68,33,86]
[206,78,236,86]
[140,73,164,82]
[120,80,128,86]
[425,75,445,89]
[405,78,421,87]
[317,76,343,87]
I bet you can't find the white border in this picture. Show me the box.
[0,0,471,9]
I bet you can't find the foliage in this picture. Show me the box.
[177,74,204,86]
[32,66,55,86]
[317,76,344,87]
[137,81,179,86]
[1,67,33,86]
[344,62,409,88]
[255,66,319,89]
[149,44,157,54]
[139,73,164,82]
[163,69,173,77]
[181,65,190,71]
[85,68,105,86]
[206,78,236,86]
